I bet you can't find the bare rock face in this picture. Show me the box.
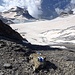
[0,20,23,42]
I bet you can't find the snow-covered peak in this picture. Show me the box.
[7,6,23,12]
[1,6,35,19]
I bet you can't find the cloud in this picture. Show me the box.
[0,0,4,5]
[71,0,75,4]
[25,0,42,18]
[55,8,63,15]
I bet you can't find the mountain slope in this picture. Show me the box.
[10,14,75,49]
[0,19,23,42]
[1,6,35,19]
[0,6,35,24]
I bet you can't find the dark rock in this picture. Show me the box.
[0,72,4,75]
[3,63,12,69]
[0,41,6,48]
[0,20,23,42]
[23,10,35,19]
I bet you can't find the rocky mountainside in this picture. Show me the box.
[0,20,33,74]
[0,20,75,75]
[0,19,33,75]
[0,20,23,42]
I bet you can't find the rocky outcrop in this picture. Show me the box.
[0,20,23,42]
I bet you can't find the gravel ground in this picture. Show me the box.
[0,38,75,75]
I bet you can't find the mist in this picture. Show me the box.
[25,0,42,18]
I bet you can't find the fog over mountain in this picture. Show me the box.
[0,0,75,19]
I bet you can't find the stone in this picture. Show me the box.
[3,63,12,69]
[0,72,4,75]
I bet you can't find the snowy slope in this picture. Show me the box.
[0,6,35,24]
[1,6,34,19]
[10,14,75,49]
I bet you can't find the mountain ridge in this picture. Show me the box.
[0,6,35,24]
